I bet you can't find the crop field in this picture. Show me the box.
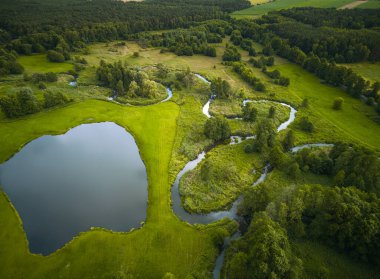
[232,0,355,17]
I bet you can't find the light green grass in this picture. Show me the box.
[358,0,380,8]
[269,63,380,152]
[0,99,233,278]
[179,142,262,213]
[340,62,380,83]
[18,54,73,74]
[232,0,354,18]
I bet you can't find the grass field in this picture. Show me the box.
[232,0,354,18]
[270,63,380,151]
[179,142,262,213]
[340,62,380,83]
[18,54,74,74]
[0,99,236,278]
[358,0,380,8]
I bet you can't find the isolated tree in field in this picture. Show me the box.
[333,97,344,110]
[242,103,258,122]
[211,77,232,99]
[204,116,231,141]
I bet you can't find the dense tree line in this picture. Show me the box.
[0,48,24,76]
[293,143,380,195]
[138,28,218,57]
[0,87,69,118]
[204,116,231,141]
[222,44,241,62]
[0,0,248,72]
[96,61,162,99]
[223,211,302,279]
[278,7,380,30]
[233,19,380,111]
[236,183,380,268]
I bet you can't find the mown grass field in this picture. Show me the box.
[17,54,73,74]
[0,99,235,278]
[231,0,354,18]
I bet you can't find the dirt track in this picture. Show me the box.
[338,0,367,9]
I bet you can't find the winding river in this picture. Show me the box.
[14,71,328,274]
[169,74,302,277]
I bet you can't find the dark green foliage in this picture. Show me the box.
[270,184,380,263]
[268,106,276,118]
[47,50,65,62]
[0,48,24,76]
[249,56,274,68]
[301,98,309,108]
[298,117,314,133]
[223,212,302,279]
[332,97,344,110]
[43,91,69,108]
[231,62,266,91]
[242,103,257,122]
[204,116,231,141]
[282,130,295,151]
[278,7,380,30]
[230,30,242,46]
[0,87,40,118]
[175,67,195,88]
[252,119,276,152]
[31,72,58,83]
[330,143,380,194]
[239,182,380,264]
[96,60,160,98]
[138,25,223,58]
[268,145,286,168]
[0,0,248,56]
[211,77,232,99]
[222,44,241,61]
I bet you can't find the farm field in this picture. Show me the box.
[232,0,355,17]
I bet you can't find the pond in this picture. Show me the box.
[0,122,148,255]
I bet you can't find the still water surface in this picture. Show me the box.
[0,122,148,255]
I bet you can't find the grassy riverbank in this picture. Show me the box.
[0,99,235,278]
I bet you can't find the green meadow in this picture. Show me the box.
[17,54,74,74]
[0,99,235,278]
[232,0,354,18]
[1,36,379,278]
